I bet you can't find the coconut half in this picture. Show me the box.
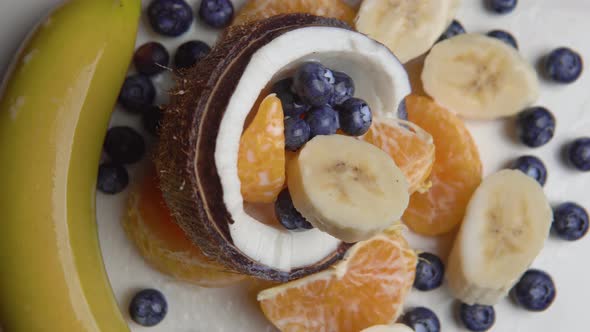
[156,14,411,281]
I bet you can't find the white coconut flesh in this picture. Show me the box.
[215,26,411,271]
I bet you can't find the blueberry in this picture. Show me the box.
[129,289,168,327]
[174,40,211,69]
[511,155,547,186]
[293,62,335,107]
[568,137,590,171]
[306,105,340,137]
[459,303,495,332]
[97,163,129,195]
[104,127,146,165]
[133,42,170,76]
[147,0,193,37]
[511,269,556,311]
[275,189,313,231]
[544,47,583,83]
[414,252,445,291]
[401,307,441,332]
[337,98,372,136]
[552,202,589,241]
[284,117,311,151]
[487,0,517,14]
[487,30,518,49]
[143,105,163,136]
[331,71,355,105]
[271,78,310,117]
[199,0,234,28]
[516,107,556,148]
[397,99,408,120]
[118,74,156,113]
[439,20,466,41]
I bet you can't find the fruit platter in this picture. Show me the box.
[0,0,589,331]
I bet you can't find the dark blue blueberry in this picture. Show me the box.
[293,62,335,107]
[118,74,156,113]
[306,105,340,137]
[174,40,211,69]
[511,155,547,186]
[568,137,590,171]
[275,189,313,231]
[199,0,234,28]
[487,0,518,14]
[337,98,372,136]
[545,47,583,83]
[331,71,355,105]
[414,252,445,291]
[487,30,518,49]
[460,303,495,332]
[402,307,441,332]
[516,107,556,148]
[133,42,170,76]
[271,78,310,117]
[147,0,193,37]
[397,99,408,120]
[284,117,311,151]
[129,289,168,327]
[439,20,466,41]
[552,202,589,241]
[511,269,556,311]
[97,163,129,195]
[104,127,146,165]
[143,105,163,136]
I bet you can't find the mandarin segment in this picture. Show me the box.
[258,229,417,332]
[402,95,482,236]
[361,117,435,193]
[123,168,245,287]
[238,94,286,203]
[234,0,356,26]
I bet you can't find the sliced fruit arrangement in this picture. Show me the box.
[355,0,458,63]
[447,170,552,305]
[234,0,356,26]
[361,116,435,194]
[288,135,409,243]
[124,168,246,287]
[0,0,141,330]
[402,95,482,236]
[238,94,286,203]
[422,33,539,119]
[258,228,417,332]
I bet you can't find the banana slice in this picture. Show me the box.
[422,33,539,120]
[362,324,415,332]
[355,0,452,63]
[447,170,552,305]
[287,135,409,243]
[446,0,462,26]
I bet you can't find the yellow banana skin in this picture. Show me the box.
[0,0,140,331]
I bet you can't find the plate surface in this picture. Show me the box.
[1,0,589,331]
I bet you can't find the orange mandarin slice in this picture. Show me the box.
[402,95,483,236]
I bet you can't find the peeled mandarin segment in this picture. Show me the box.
[361,117,435,194]
[234,0,356,26]
[238,94,286,203]
[402,95,483,236]
[124,168,245,287]
[258,230,417,332]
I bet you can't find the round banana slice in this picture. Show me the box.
[422,33,539,120]
[362,324,415,332]
[287,135,409,243]
[355,0,452,63]
[447,170,552,305]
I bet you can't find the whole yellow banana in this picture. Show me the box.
[0,0,140,331]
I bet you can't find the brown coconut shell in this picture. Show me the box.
[155,14,353,282]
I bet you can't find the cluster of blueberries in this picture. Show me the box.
[403,1,589,332]
[98,0,234,196]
